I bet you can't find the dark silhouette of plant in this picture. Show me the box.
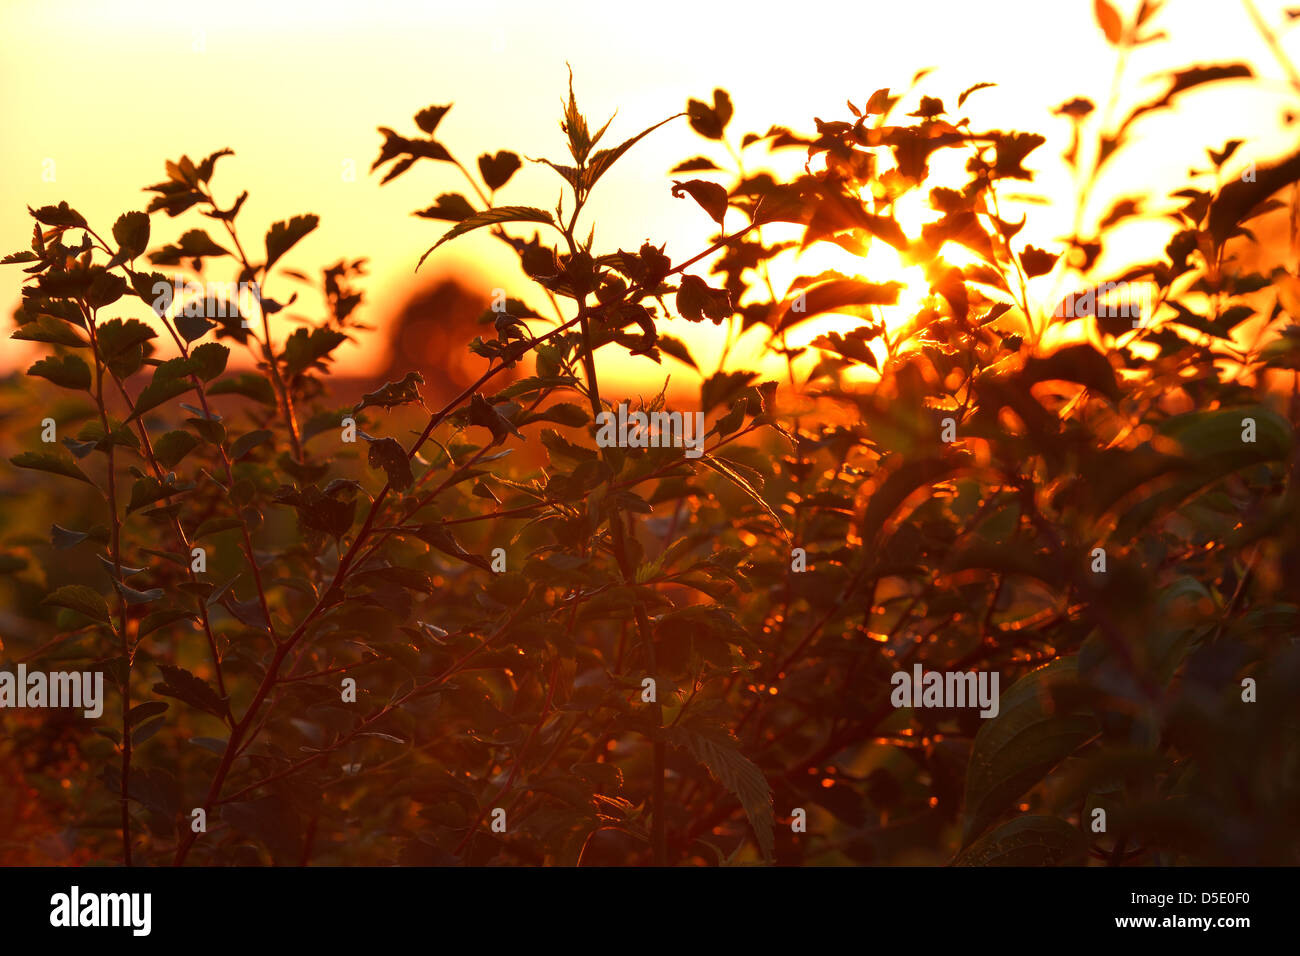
[2,2,1299,865]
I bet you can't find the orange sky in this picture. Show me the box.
[2,0,1298,385]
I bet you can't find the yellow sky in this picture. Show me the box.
[2,0,1298,385]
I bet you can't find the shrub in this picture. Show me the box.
[3,7,1299,865]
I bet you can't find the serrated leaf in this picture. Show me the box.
[11,314,89,348]
[665,722,774,861]
[109,211,150,267]
[584,114,682,192]
[417,207,555,269]
[10,452,92,485]
[265,214,320,271]
[154,430,201,468]
[190,342,229,381]
[699,455,789,542]
[128,376,195,420]
[152,663,229,719]
[27,354,90,390]
[953,815,1088,865]
[962,658,1099,845]
[42,584,111,625]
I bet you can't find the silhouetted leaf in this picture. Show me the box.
[42,584,111,625]
[153,663,229,719]
[415,194,476,222]
[265,214,320,271]
[367,437,414,491]
[108,211,150,267]
[774,278,903,332]
[953,815,1088,865]
[10,452,92,485]
[671,179,728,226]
[478,151,521,191]
[28,354,90,390]
[1093,0,1123,44]
[418,207,556,268]
[664,719,774,861]
[962,658,1099,845]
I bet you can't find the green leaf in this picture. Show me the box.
[131,715,166,746]
[699,455,789,542]
[127,477,171,515]
[193,516,245,540]
[952,815,1088,865]
[113,579,164,606]
[665,721,774,861]
[351,565,434,594]
[190,342,229,381]
[154,430,201,468]
[11,314,89,348]
[127,700,169,727]
[521,402,590,428]
[265,214,320,271]
[283,326,348,377]
[962,658,1099,845]
[367,437,414,491]
[858,453,968,548]
[27,354,90,390]
[152,663,229,719]
[96,317,157,358]
[128,376,194,420]
[415,523,492,571]
[10,452,92,485]
[417,207,555,269]
[207,372,276,405]
[138,609,196,638]
[50,524,89,549]
[468,393,523,443]
[175,311,215,344]
[352,371,424,414]
[229,429,273,461]
[42,584,111,625]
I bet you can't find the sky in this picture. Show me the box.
[2,0,1298,385]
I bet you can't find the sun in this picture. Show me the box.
[756,189,936,382]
